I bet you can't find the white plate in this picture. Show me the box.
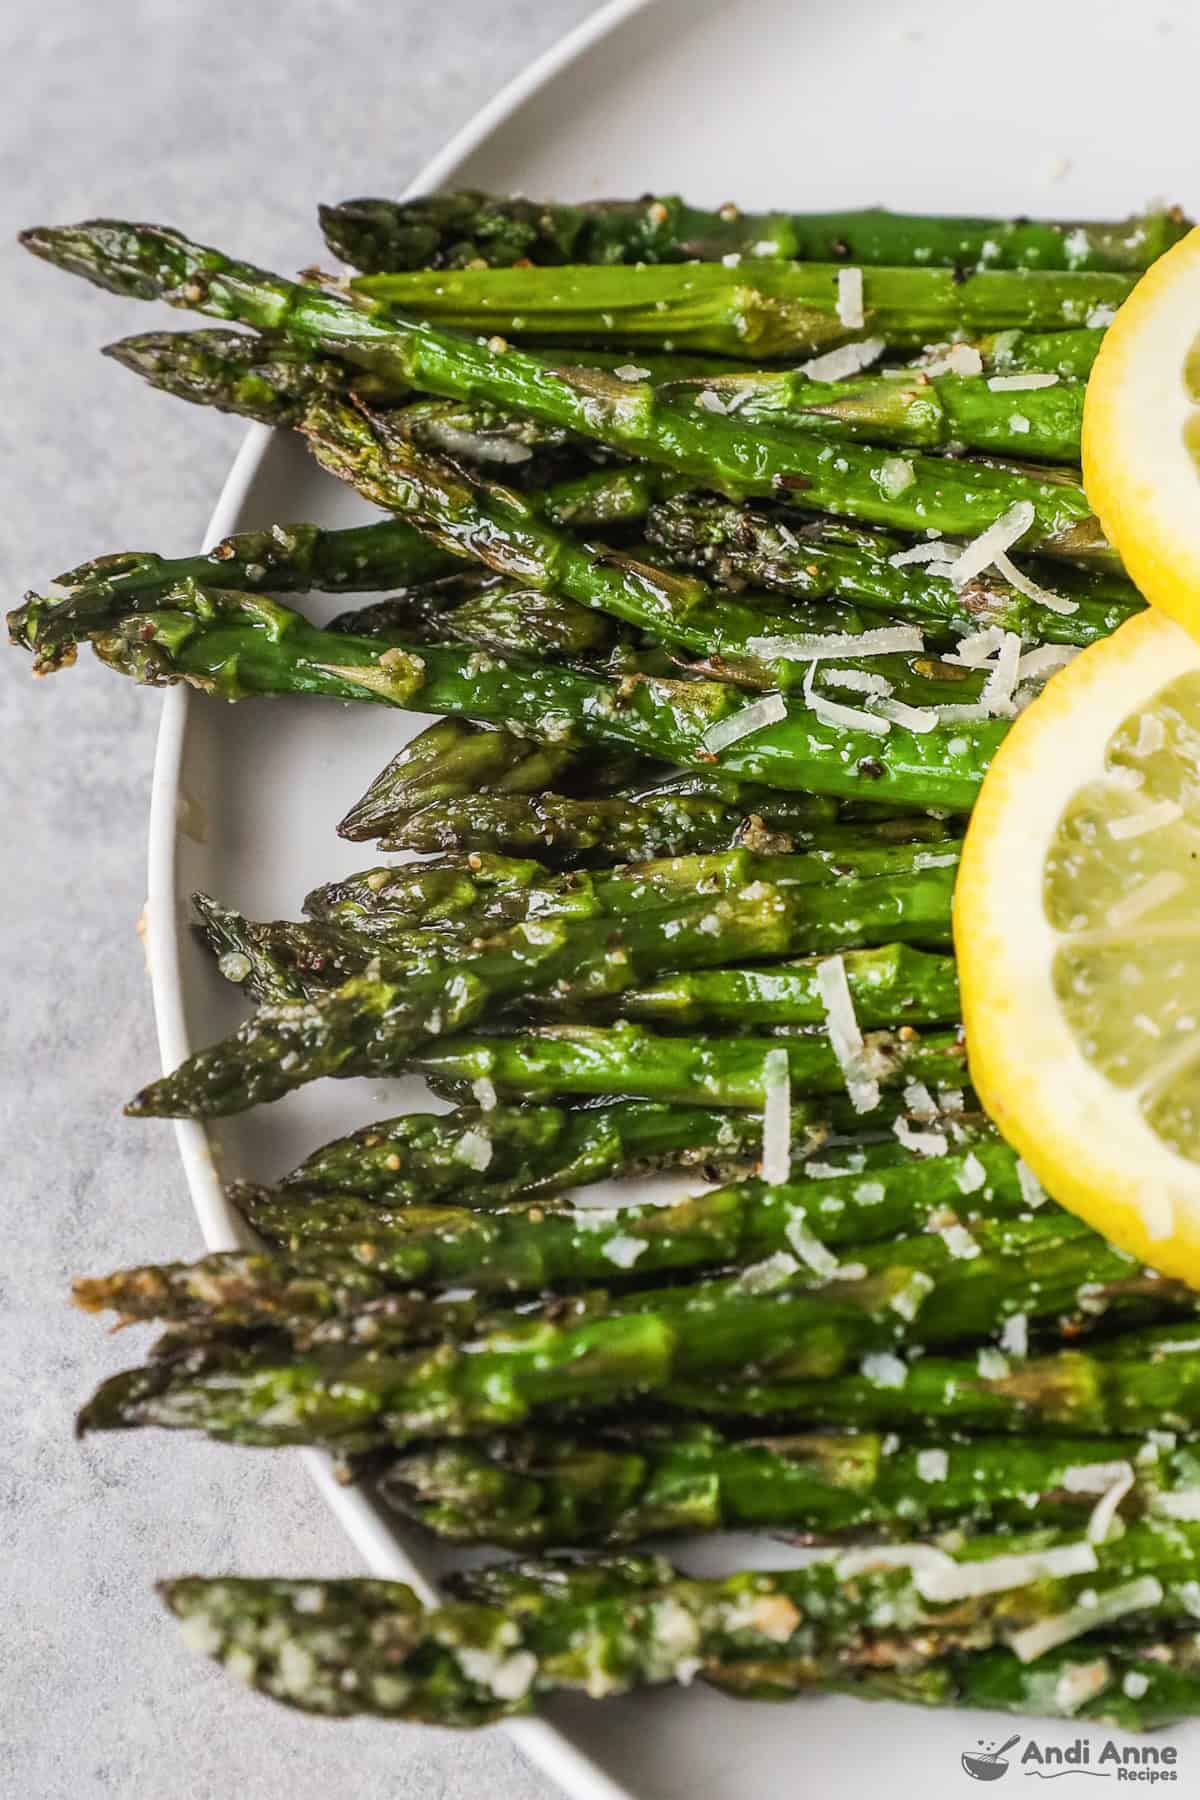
[146,1,1200,1794]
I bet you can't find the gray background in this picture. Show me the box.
[0,2,601,1793]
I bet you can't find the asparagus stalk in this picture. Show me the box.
[663,1322,1200,1435]
[204,843,960,1001]
[372,790,951,860]
[159,1515,1200,1725]
[132,866,961,1117]
[254,1098,865,1214]
[332,575,623,665]
[349,261,1137,359]
[661,365,1085,460]
[19,223,1107,557]
[307,841,961,937]
[411,1020,968,1109]
[647,496,1144,648]
[375,1423,1199,1548]
[321,189,1186,274]
[9,583,1005,811]
[616,943,960,1029]
[77,1212,1186,1443]
[107,327,602,477]
[236,1132,1013,1291]
[709,1638,1200,1729]
[335,720,590,841]
[300,398,999,699]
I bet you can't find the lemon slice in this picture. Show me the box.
[956,607,1200,1284]
[1083,225,1200,632]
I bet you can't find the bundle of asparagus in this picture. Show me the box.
[15,192,1200,1735]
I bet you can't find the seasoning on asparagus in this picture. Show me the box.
[320,189,1187,273]
[159,1514,1200,1725]
[18,222,1109,556]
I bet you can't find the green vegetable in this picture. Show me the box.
[321,189,1186,273]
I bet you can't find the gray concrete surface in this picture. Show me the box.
[0,3,601,1793]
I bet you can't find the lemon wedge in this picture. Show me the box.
[1083,225,1200,633]
[956,606,1200,1283]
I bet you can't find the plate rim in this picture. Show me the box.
[144,4,657,1796]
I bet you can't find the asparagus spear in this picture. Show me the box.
[617,944,960,1029]
[710,1638,1200,1729]
[375,1423,1200,1548]
[19,223,1107,557]
[107,327,603,478]
[9,583,1005,811]
[321,189,1186,273]
[349,259,1136,358]
[133,867,961,1117]
[256,1098,851,1211]
[307,841,961,937]
[372,789,951,860]
[647,496,1144,648]
[411,1020,967,1108]
[663,1322,1200,1435]
[237,1132,1014,1291]
[78,1211,1187,1443]
[335,720,589,841]
[661,365,1085,460]
[300,398,1001,700]
[159,1515,1200,1725]
[203,844,960,1003]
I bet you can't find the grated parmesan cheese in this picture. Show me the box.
[702,691,788,754]
[878,456,916,499]
[815,954,880,1112]
[986,372,1060,392]
[837,267,865,329]
[1016,1160,1048,1209]
[1000,1313,1029,1359]
[603,1234,647,1269]
[945,501,1035,587]
[955,1152,987,1194]
[1008,1576,1162,1664]
[738,1250,799,1294]
[980,631,1022,717]
[874,696,940,734]
[889,540,951,568]
[924,343,984,377]
[861,1351,907,1388]
[1055,1659,1113,1713]
[894,1116,948,1156]
[918,1540,1098,1605]
[1017,645,1080,683]
[761,1047,792,1186]
[785,1210,841,1277]
[799,336,887,382]
[1152,1490,1200,1521]
[748,625,923,661]
[916,1448,949,1483]
[993,548,1079,616]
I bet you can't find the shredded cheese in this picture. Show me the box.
[836,267,865,329]
[1008,1577,1163,1664]
[747,626,924,661]
[799,336,886,382]
[946,501,1036,587]
[702,691,787,754]
[760,1047,792,1186]
[917,1540,1098,1604]
[816,954,880,1112]
[993,548,1079,616]
[986,372,1060,392]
